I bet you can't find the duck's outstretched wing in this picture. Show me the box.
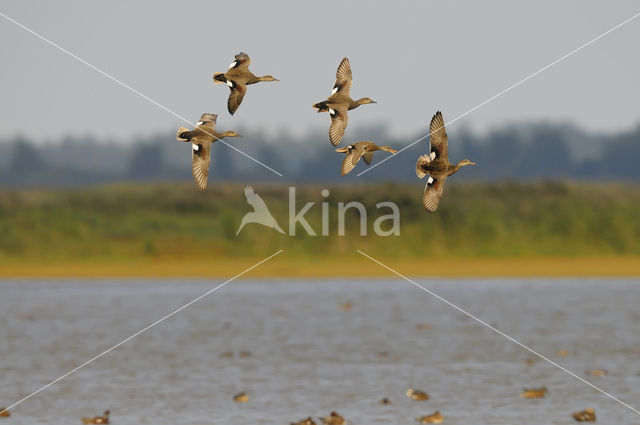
[331,57,352,97]
[362,149,376,165]
[192,140,212,190]
[329,105,349,146]
[341,144,366,176]
[197,113,217,126]
[428,111,448,162]
[227,82,247,115]
[229,52,251,71]
[422,175,447,212]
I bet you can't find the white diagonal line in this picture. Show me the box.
[0,250,283,415]
[357,10,640,176]
[0,11,283,177]
[356,249,640,416]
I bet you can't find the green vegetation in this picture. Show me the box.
[1,182,639,269]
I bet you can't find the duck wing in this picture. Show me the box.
[362,151,374,165]
[228,52,251,71]
[331,57,352,97]
[227,82,247,115]
[428,111,448,162]
[192,140,212,190]
[422,175,447,212]
[329,105,349,146]
[361,142,376,164]
[341,143,366,175]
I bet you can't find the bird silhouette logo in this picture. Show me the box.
[236,186,285,235]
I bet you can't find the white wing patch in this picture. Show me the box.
[430,151,436,160]
[427,176,434,184]
[192,143,199,151]
[329,108,335,115]
[228,61,237,69]
[331,86,339,95]
[196,121,204,126]
[226,80,234,88]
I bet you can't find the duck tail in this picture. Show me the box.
[213,72,227,84]
[176,127,190,141]
[313,101,329,113]
[381,145,398,154]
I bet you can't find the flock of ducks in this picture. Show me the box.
[175,52,476,211]
[0,333,603,424]
[0,402,598,424]
[287,392,443,425]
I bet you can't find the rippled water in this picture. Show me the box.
[1,278,640,425]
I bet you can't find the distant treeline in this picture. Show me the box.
[1,121,639,186]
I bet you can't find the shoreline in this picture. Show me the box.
[1,256,639,278]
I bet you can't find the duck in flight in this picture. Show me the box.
[176,113,241,190]
[416,111,476,212]
[335,141,397,175]
[213,52,279,115]
[313,57,377,146]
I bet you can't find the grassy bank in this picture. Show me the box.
[1,182,639,277]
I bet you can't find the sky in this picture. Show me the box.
[1,1,639,144]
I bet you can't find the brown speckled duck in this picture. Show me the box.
[416,111,476,212]
[233,392,249,403]
[335,141,397,176]
[291,417,317,425]
[176,113,241,190]
[319,411,346,425]
[519,387,547,398]
[82,410,109,424]
[416,411,444,424]
[406,388,429,401]
[572,408,596,422]
[313,58,376,146]
[213,52,278,115]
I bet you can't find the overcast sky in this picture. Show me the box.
[1,1,639,144]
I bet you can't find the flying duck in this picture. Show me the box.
[313,58,376,146]
[176,113,241,190]
[416,111,476,212]
[213,52,278,115]
[335,141,397,175]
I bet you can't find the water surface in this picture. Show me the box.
[1,278,639,424]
